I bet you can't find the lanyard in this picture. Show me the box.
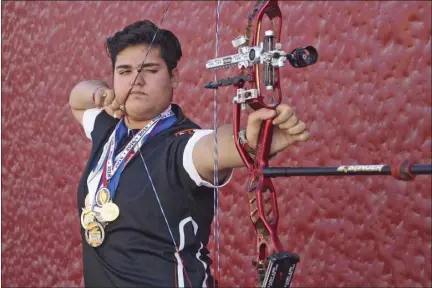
[86,108,176,207]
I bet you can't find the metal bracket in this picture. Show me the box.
[233,88,259,109]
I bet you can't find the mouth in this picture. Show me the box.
[130,91,147,96]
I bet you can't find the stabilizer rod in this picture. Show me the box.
[263,162,432,181]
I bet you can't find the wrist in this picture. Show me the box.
[238,128,278,159]
[238,128,256,157]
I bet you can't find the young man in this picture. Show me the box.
[69,20,309,287]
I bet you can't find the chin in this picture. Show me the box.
[125,106,157,121]
[126,99,170,119]
[127,109,152,120]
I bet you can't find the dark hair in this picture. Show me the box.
[105,20,182,74]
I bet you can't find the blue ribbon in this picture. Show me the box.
[104,115,177,200]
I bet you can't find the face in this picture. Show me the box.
[113,44,178,122]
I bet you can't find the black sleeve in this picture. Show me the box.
[90,111,119,152]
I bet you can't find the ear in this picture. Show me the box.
[170,68,179,89]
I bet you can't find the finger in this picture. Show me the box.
[278,114,298,130]
[105,107,125,119]
[104,104,115,117]
[272,104,294,125]
[94,89,105,108]
[287,121,306,135]
[103,89,115,106]
[110,98,121,111]
[113,109,125,119]
[248,108,277,126]
[293,131,311,142]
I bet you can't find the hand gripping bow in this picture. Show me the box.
[206,1,318,287]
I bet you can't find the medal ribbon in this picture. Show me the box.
[87,107,176,207]
[100,114,176,200]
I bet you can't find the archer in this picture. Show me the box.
[68,19,309,287]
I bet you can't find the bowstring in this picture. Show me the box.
[213,0,223,286]
[125,2,171,103]
[127,1,192,287]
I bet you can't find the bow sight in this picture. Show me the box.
[205,31,318,115]
[205,34,318,88]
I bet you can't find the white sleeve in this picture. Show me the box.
[82,108,103,140]
[182,129,234,188]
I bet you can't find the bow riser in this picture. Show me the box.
[234,98,283,259]
[245,2,301,287]
[248,0,285,264]
[231,1,301,287]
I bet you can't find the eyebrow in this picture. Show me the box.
[115,63,160,70]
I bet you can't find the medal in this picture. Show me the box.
[83,111,176,248]
[95,212,105,223]
[99,202,120,222]
[95,188,111,206]
[85,221,105,247]
[80,208,96,229]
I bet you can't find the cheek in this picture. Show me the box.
[161,76,175,92]
[113,78,130,99]
[146,77,171,95]
[158,82,173,101]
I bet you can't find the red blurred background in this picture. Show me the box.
[1,1,431,287]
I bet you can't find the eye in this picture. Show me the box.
[145,70,158,73]
[118,70,131,75]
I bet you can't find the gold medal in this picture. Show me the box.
[95,188,111,206]
[85,221,105,247]
[80,208,95,229]
[95,212,105,223]
[99,202,120,222]
[93,206,105,223]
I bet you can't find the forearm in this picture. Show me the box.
[69,80,108,111]
[197,124,246,172]
[216,124,247,169]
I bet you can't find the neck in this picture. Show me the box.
[124,117,152,130]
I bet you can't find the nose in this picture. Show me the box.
[131,69,145,86]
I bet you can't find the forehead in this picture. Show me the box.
[115,44,163,66]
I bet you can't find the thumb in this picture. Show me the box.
[245,108,276,148]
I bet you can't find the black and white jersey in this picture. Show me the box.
[77,104,231,287]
